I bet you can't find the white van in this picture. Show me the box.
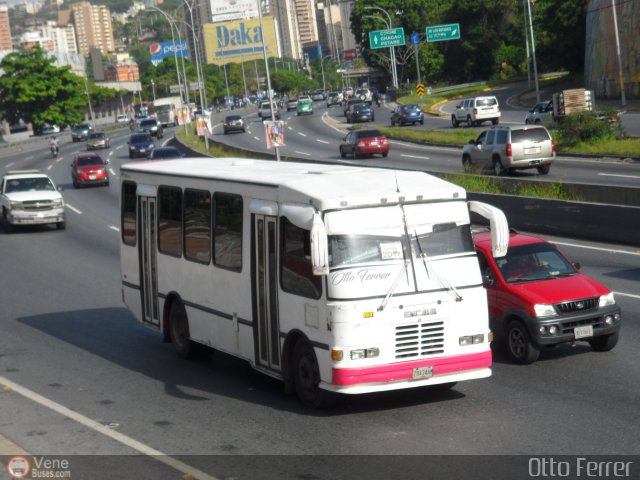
[451,96,501,127]
[260,101,280,120]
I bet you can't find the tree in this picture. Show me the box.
[0,47,87,131]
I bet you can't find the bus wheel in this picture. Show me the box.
[292,341,337,408]
[169,300,193,358]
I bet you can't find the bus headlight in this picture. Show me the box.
[350,348,379,360]
[459,334,484,346]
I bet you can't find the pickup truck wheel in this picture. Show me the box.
[462,154,472,172]
[506,320,540,364]
[589,332,619,352]
[451,116,458,128]
[537,164,551,175]
[466,115,473,126]
[3,212,13,234]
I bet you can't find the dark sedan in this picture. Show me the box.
[147,146,184,160]
[127,132,155,158]
[347,103,375,123]
[390,104,425,126]
[139,118,164,138]
[343,99,365,117]
[339,129,389,159]
[223,115,245,134]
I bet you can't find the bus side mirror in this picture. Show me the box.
[310,213,329,276]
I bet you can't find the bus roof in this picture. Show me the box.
[121,157,466,211]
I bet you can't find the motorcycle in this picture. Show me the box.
[50,144,59,158]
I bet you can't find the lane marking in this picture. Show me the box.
[65,204,82,214]
[56,157,63,163]
[597,173,640,179]
[614,291,640,300]
[253,136,260,141]
[401,154,430,160]
[0,375,220,480]
[317,139,330,144]
[109,168,116,176]
[25,156,34,160]
[552,240,640,256]
[6,162,14,168]
[287,126,293,131]
[109,225,120,232]
[297,132,307,137]
[47,165,52,171]
[294,151,311,156]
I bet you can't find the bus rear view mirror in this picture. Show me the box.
[310,213,329,276]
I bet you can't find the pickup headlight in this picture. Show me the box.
[534,304,556,317]
[52,198,64,208]
[599,292,615,307]
[10,200,22,208]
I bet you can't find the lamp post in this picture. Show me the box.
[183,0,207,111]
[611,0,627,106]
[83,76,96,129]
[256,0,279,161]
[526,0,540,103]
[151,80,156,103]
[364,6,398,89]
[363,13,397,89]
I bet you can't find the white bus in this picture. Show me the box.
[119,158,509,407]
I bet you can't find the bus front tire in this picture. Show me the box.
[292,341,337,408]
[169,300,194,358]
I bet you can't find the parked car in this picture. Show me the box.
[138,118,163,138]
[86,131,110,150]
[525,100,553,124]
[390,104,424,126]
[127,132,155,158]
[461,124,555,175]
[339,129,389,159]
[71,122,94,142]
[474,230,621,364]
[147,146,185,160]
[1,170,65,232]
[71,152,109,188]
[296,99,314,116]
[347,102,374,123]
[286,98,299,111]
[326,91,343,107]
[223,115,246,134]
[116,114,130,124]
[451,96,501,127]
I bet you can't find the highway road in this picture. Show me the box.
[0,126,639,479]
[209,98,640,189]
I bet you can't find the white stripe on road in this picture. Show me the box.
[47,165,52,171]
[294,151,311,156]
[65,204,82,214]
[0,375,220,480]
[598,173,640,180]
[401,154,431,160]
[317,139,330,144]
[109,168,116,176]
[56,157,63,163]
[297,132,307,137]
[614,291,640,300]
[552,241,640,256]
[25,156,34,160]
[287,126,293,131]
[253,136,260,141]
[116,145,123,150]
[109,225,120,232]
[6,162,14,168]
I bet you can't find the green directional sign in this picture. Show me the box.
[369,27,406,49]
[426,23,461,42]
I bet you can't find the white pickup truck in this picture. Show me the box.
[1,170,66,232]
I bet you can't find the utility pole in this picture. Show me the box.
[526,0,540,103]
[611,0,627,106]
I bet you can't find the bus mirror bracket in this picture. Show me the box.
[468,201,509,258]
[310,213,329,276]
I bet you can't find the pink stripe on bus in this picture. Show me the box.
[332,351,492,386]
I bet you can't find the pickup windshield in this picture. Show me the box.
[5,177,55,193]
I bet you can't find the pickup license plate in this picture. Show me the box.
[574,325,593,339]
[412,366,434,380]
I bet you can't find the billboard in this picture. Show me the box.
[149,40,188,66]
[302,43,322,61]
[210,0,270,23]
[203,16,278,66]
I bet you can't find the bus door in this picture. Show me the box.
[139,196,160,327]
[253,215,281,371]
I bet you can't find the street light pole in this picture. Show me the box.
[83,76,96,129]
[611,0,627,106]
[151,80,156,103]
[526,0,540,103]
[256,0,279,161]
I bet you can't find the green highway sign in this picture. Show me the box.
[426,23,461,42]
[369,27,406,49]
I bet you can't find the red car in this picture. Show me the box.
[339,129,389,159]
[71,152,110,188]
[474,231,621,364]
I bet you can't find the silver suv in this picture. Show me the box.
[451,96,500,127]
[461,125,555,176]
[525,100,553,124]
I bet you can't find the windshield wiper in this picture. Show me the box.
[377,259,410,311]
[414,231,463,302]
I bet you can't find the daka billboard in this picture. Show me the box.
[203,16,278,66]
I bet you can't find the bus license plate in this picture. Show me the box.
[574,325,593,339]
[412,366,434,380]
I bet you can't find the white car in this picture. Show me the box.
[116,114,129,124]
[1,170,66,232]
[40,125,60,135]
[355,88,372,101]
[451,96,501,127]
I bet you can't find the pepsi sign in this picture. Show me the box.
[150,40,188,65]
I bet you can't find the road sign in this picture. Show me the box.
[416,84,425,96]
[369,27,406,49]
[426,23,461,42]
[169,84,181,94]
[189,81,203,91]
[410,32,420,44]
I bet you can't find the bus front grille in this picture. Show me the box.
[395,321,445,359]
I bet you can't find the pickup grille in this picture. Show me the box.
[554,297,598,314]
[22,200,55,211]
[395,321,444,359]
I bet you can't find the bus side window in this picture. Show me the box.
[121,181,137,246]
[213,192,243,271]
[280,217,322,299]
[158,186,183,257]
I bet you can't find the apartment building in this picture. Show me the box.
[0,3,12,51]
[67,1,115,56]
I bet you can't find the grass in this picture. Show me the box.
[398,84,499,112]
[554,135,640,156]
[378,126,482,145]
[176,125,231,157]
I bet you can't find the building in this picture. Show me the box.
[0,3,12,51]
[18,31,55,51]
[65,1,115,56]
[294,0,318,48]
[104,61,139,81]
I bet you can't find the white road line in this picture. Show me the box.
[401,154,430,160]
[25,156,34,160]
[109,225,120,232]
[598,173,640,179]
[109,168,116,175]
[46,165,52,171]
[0,375,219,480]
[6,162,14,168]
[294,151,311,156]
[65,204,82,214]
[253,136,260,141]
[552,240,640,256]
[116,145,123,150]
[56,157,63,163]
[287,126,293,131]
[317,139,330,144]
[614,291,640,300]
[297,132,307,137]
